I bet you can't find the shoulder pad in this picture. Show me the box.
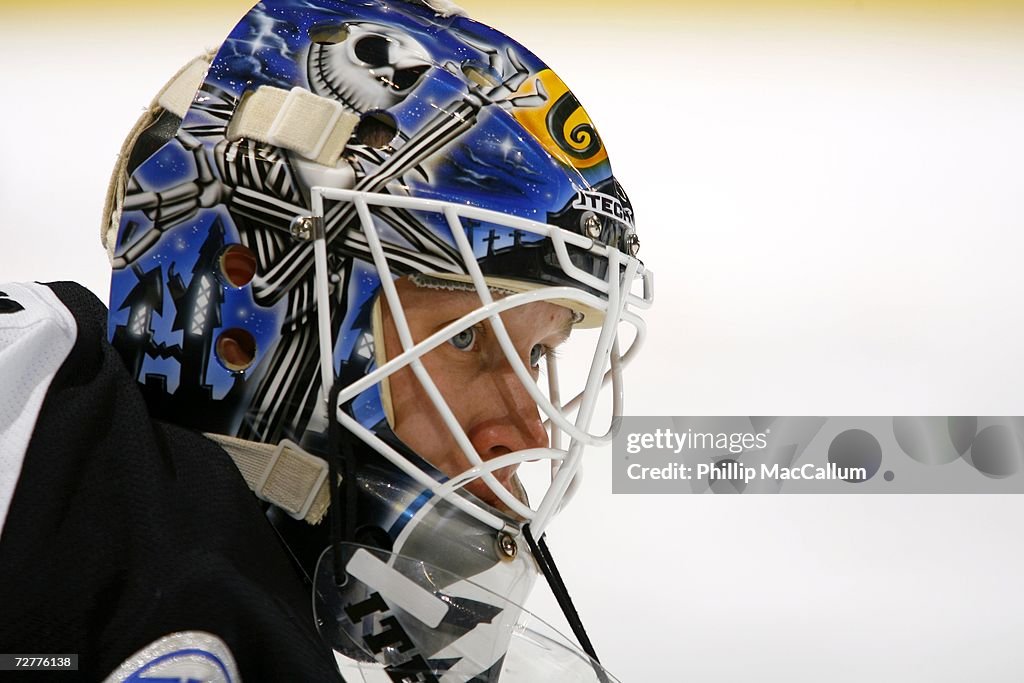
[0,282,77,537]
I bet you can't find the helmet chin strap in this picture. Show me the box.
[326,381,359,587]
[522,524,611,683]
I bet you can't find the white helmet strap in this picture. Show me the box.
[227,86,360,167]
[100,53,214,263]
[204,432,333,524]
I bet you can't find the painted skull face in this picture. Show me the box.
[308,21,432,113]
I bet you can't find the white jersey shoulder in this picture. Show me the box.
[0,282,77,539]
[102,631,241,683]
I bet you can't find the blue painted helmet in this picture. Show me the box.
[103,0,651,676]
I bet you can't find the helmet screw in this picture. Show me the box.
[627,233,641,256]
[290,216,313,241]
[290,215,322,242]
[496,531,518,560]
[582,213,602,239]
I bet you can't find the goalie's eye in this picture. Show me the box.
[529,343,546,368]
[448,327,477,351]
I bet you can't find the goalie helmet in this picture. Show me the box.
[103,0,651,678]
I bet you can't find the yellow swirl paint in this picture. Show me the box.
[512,69,608,171]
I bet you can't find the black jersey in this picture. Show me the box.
[0,282,342,681]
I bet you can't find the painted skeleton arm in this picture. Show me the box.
[112,131,231,270]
